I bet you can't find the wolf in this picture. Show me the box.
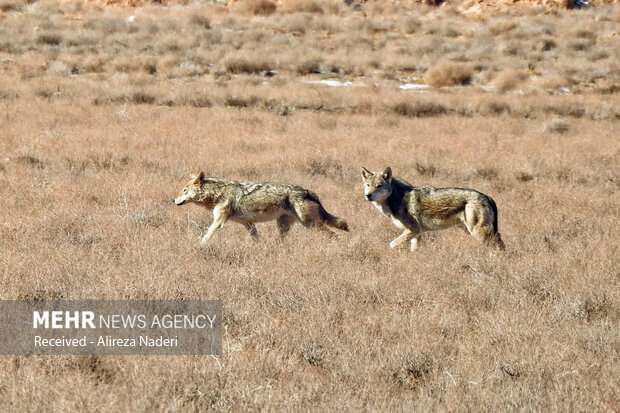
[361,167,505,251]
[173,172,349,244]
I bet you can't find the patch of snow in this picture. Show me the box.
[303,79,359,87]
[399,83,429,92]
[479,85,496,92]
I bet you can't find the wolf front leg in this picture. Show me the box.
[201,205,229,245]
[390,229,416,250]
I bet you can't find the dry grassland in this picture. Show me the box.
[0,0,618,411]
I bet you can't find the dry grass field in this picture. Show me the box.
[0,0,618,411]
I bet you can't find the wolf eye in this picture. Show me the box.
[183,189,188,193]
[376,184,382,188]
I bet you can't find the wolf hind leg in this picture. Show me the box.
[277,215,296,237]
[293,201,336,237]
[471,226,505,251]
[464,203,505,250]
[491,232,505,251]
[245,224,259,240]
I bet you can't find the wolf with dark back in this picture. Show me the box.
[174,172,349,244]
[361,167,505,251]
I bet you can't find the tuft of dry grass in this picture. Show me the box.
[281,0,325,13]
[424,61,473,88]
[231,0,277,16]
[543,118,570,134]
[392,100,448,117]
[222,55,273,74]
[493,68,529,93]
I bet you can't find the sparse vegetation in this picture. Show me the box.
[0,0,618,411]
[543,118,570,134]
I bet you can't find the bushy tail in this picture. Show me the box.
[305,191,349,231]
[487,195,499,234]
[321,208,349,231]
[487,195,505,251]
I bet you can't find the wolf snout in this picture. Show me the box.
[365,194,372,200]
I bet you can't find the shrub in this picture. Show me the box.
[424,61,473,87]
[233,0,277,16]
[489,19,518,35]
[37,33,63,46]
[543,103,585,118]
[189,14,211,29]
[543,118,570,134]
[494,69,528,93]
[392,353,435,390]
[392,101,448,118]
[294,57,323,75]
[0,1,23,12]
[282,0,324,13]
[224,95,259,108]
[222,56,272,74]
[481,101,512,116]
[130,92,156,105]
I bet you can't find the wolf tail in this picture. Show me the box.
[306,191,349,231]
[321,209,349,231]
[487,195,505,251]
[487,196,499,234]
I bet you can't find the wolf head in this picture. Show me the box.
[173,172,206,206]
[361,167,393,201]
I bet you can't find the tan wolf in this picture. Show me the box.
[173,172,349,244]
[361,167,505,251]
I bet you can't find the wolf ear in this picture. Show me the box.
[361,167,372,180]
[382,167,392,181]
[195,171,205,183]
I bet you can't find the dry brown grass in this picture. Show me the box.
[0,1,619,411]
[493,68,530,93]
[424,61,473,88]
[231,0,278,16]
[281,0,326,13]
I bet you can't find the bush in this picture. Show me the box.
[232,0,277,16]
[282,0,324,13]
[37,33,63,46]
[543,118,570,134]
[295,57,323,75]
[189,14,211,29]
[424,61,473,87]
[222,56,272,74]
[494,69,528,93]
[392,101,448,118]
